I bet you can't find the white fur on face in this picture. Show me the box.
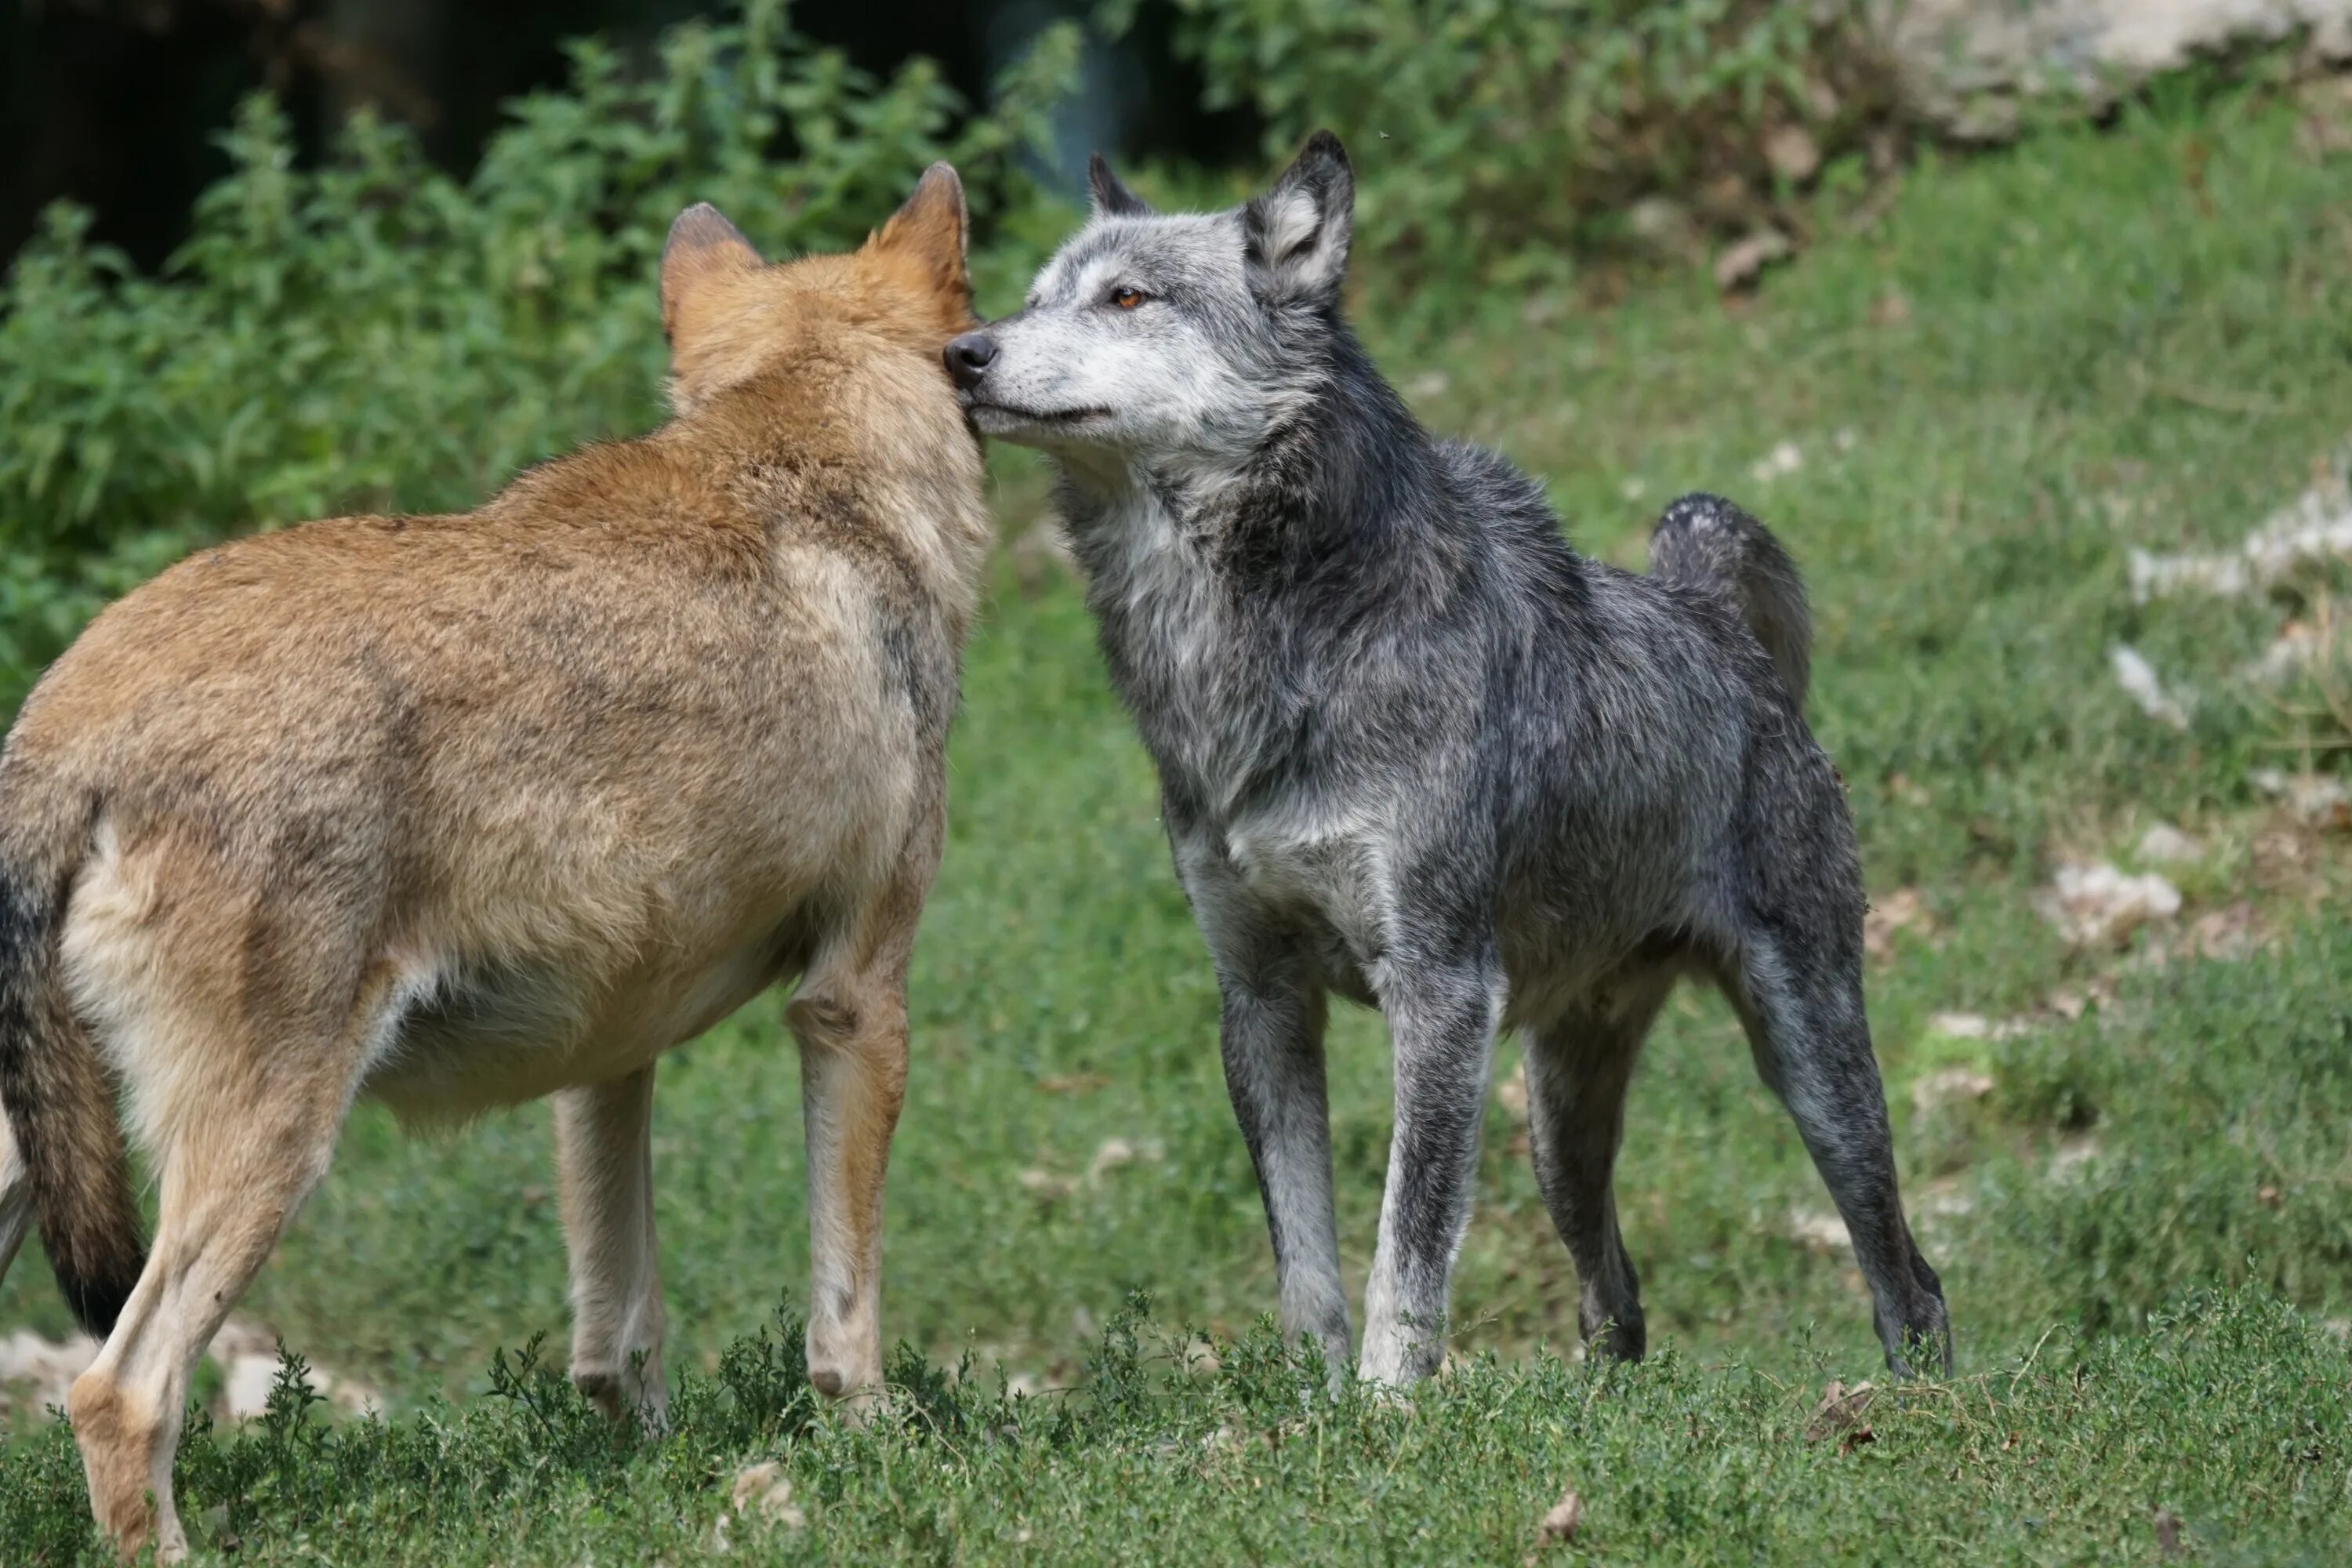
[963,216,1279,469]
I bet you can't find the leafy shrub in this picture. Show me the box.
[0,0,1080,717]
[1146,0,1890,299]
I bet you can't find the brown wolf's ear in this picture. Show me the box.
[867,162,969,301]
[660,203,760,339]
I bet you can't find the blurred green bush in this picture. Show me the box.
[0,0,1080,715]
[1154,0,1886,296]
[0,1,1951,714]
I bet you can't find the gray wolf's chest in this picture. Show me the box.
[1076,490,1288,814]
[1178,797,1396,1007]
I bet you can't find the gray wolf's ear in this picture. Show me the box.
[1088,152,1152,219]
[660,202,760,339]
[1243,129,1352,304]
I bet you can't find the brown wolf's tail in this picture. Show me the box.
[1650,492,1811,708]
[0,824,144,1335]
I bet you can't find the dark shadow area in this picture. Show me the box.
[0,0,1251,270]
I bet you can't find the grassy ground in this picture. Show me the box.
[5,77,2352,1563]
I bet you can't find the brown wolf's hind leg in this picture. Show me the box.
[68,1034,355,1560]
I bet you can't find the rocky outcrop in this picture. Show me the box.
[1883,1,2352,138]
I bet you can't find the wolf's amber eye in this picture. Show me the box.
[1111,287,1147,310]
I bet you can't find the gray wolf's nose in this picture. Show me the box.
[943,332,996,390]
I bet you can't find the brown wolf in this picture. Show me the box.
[0,164,985,1559]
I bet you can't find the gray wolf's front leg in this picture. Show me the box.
[1361,948,1504,1387]
[1218,964,1349,1376]
[1178,835,1351,1375]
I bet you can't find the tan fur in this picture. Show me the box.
[0,163,984,1559]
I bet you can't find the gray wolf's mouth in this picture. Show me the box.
[963,398,1111,424]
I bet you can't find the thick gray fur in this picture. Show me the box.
[949,132,1947,1384]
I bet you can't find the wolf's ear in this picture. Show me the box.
[660,203,760,340]
[1088,153,1151,219]
[867,162,971,301]
[1242,129,1352,305]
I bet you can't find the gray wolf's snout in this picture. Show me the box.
[943,331,996,389]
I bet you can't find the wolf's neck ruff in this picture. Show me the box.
[1049,316,1490,825]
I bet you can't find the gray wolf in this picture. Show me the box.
[944,132,1948,1388]
[0,165,984,1558]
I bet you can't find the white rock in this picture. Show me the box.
[1715,230,1794,291]
[1863,886,1932,961]
[3,1317,378,1428]
[223,1354,285,1422]
[1086,1136,1162,1180]
[1017,1167,1076,1199]
[1764,123,1822,182]
[1748,441,1805,484]
[207,1316,277,1366]
[2136,822,2201,864]
[2250,767,2351,824]
[2129,545,2249,601]
[1784,1207,1852,1251]
[1918,1188,1977,1220]
[1496,1060,1529,1120]
[2129,474,2352,603]
[2049,1134,2103,1178]
[1538,1488,1584,1544]
[1626,196,1698,259]
[1911,1067,1997,1113]
[2034,861,2181,947]
[2243,622,2323,685]
[2111,645,2190,728]
[1884,2,2352,140]
[730,1461,807,1529]
[1928,1011,2031,1043]
[0,1329,98,1417]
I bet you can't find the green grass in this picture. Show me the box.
[6,80,2352,1562]
[5,1287,2347,1563]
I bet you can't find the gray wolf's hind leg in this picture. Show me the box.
[1722,935,1951,1376]
[1522,967,1675,1363]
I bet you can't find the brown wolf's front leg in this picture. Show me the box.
[555,1065,667,1428]
[788,965,909,1408]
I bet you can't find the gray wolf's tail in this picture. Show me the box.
[0,820,143,1335]
[1650,492,1811,707]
